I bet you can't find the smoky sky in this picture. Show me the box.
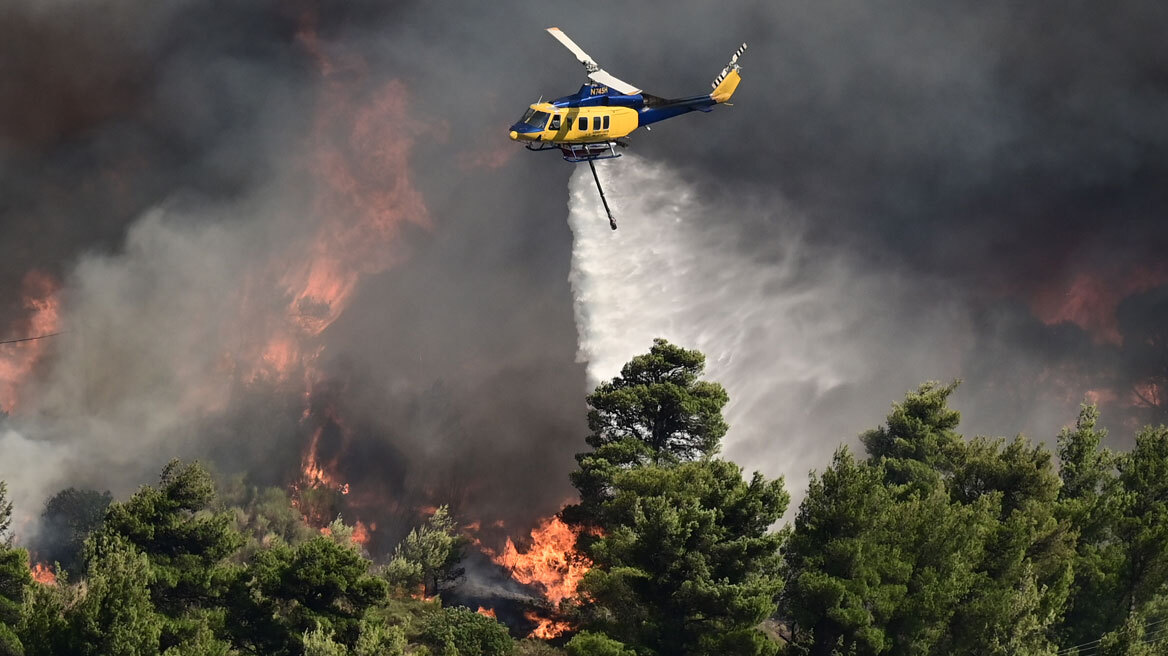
[1,0,1167,539]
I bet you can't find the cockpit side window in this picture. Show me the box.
[550,115,562,130]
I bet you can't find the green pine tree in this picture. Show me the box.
[566,340,787,656]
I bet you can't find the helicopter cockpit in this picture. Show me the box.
[510,107,550,135]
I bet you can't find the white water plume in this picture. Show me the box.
[567,155,972,495]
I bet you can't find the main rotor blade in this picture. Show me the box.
[546,27,599,71]
[546,28,643,95]
[588,70,641,95]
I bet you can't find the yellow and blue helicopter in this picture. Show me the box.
[510,28,747,229]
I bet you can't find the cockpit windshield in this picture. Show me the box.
[519,108,551,130]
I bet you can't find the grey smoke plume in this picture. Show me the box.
[0,0,586,545]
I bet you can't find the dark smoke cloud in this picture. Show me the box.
[1,0,1166,540]
[0,0,585,542]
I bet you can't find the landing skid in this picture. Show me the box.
[523,140,625,163]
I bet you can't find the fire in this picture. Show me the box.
[317,519,373,547]
[292,402,362,530]
[486,515,591,606]
[411,584,439,603]
[1084,388,1119,405]
[352,519,372,546]
[300,423,350,495]
[1030,266,1168,345]
[1132,382,1164,409]
[0,271,60,412]
[264,9,428,527]
[30,562,56,586]
[476,606,497,619]
[240,7,427,387]
[525,610,571,640]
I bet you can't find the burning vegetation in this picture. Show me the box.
[0,271,60,412]
[482,514,591,606]
[29,562,56,586]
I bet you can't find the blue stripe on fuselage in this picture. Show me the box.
[531,84,719,128]
[551,84,644,110]
[637,95,717,126]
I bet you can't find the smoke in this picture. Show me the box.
[0,426,71,540]
[0,0,587,545]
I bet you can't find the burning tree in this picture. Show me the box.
[563,339,789,655]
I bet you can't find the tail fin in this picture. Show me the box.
[710,43,747,103]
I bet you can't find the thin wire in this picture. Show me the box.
[1057,616,1168,654]
[0,332,62,346]
[1058,616,1168,655]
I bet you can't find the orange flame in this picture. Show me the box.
[245,13,427,387]
[300,423,350,495]
[352,519,372,546]
[411,584,439,603]
[1132,382,1164,409]
[486,515,590,606]
[525,610,571,639]
[0,271,60,412]
[1084,388,1119,406]
[269,11,429,539]
[476,606,497,619]
[30,562,56,586]
[292,404,357,530]
[1030,266,1168,345]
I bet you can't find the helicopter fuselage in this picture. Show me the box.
[508,83,720,146]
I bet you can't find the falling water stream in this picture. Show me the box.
[564,154,973,497]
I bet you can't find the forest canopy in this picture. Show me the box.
[1,341,1166,655]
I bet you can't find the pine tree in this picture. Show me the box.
[566,340,787,656]
[1056,405,1126,646]
[0,482,29,656]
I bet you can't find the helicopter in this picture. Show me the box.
[509,28,747,230]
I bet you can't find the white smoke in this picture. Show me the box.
[566,155,976,501]
[0,427,72,542]
[0,203,281,535]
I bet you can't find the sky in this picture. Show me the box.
[1,0,1166,538]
